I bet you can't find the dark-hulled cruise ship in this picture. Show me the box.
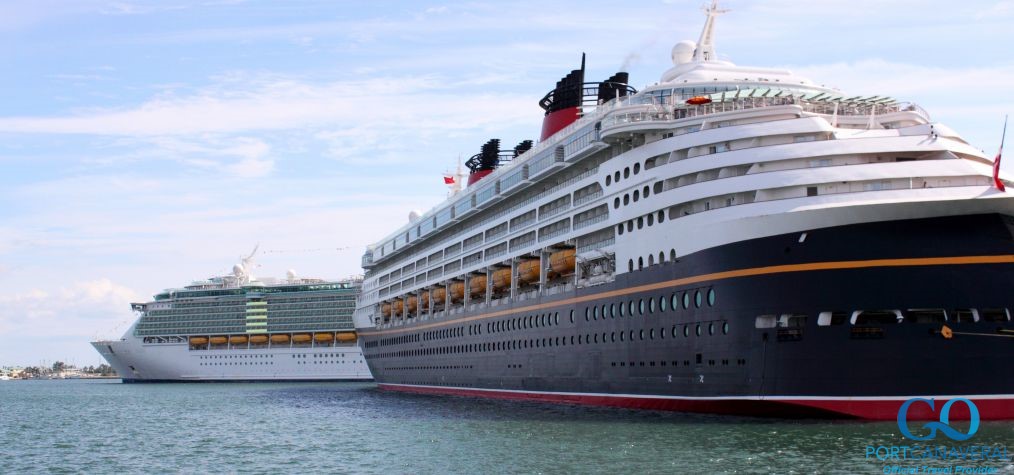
[352,2,1013,419]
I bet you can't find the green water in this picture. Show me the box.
[1,380,1011,474]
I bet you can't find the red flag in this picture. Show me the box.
[443,175,455,185]
[995,115,1007,192]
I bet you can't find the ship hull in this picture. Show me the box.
[359,213,1014,419]
[91,336,373,382]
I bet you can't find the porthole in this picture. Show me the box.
[637,217,644,229]
[609,303,616,318]
[626,221,634,232]
[593,334,598,343]
[592,306,598,320]
[628,259,633,272]
[628,300,635,316]
[605,175,612,186]
[555,312,559,325]
[614,198,620,209]
[683,325,690,337]
[619,331,625,341]
[633,190,640,202]
[638,257,644,269]
[670,249,677,261]
[614,171,621,182]
[639,329,644,340]
[695,324,701,336]
[671,326,678,338]
[643,185,650,197]
[624,167,630,178]
[659,296,667,312]
[658,211,665,223]
[610,332,616,342]
[695,290,702,308]
[638,299,645,315]
[617,224,624,235]
[670,293,678,311]
[708,288,716,306]
[647,214,654,226]
[585,307,590,321]
[623,194,630,206]
[633,163,641,174]
[648,297,655,313]
[708,323,715,335]
[722,322,729,334]
[601,304,608,319]
[569,310,575,323]
[649,328,655,339]
[683,292,690,309]
[648,254,655,266]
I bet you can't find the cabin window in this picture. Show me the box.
[694,290,702,308]
[807,186,818,197]
[638,299,645,315]
[755,315,777,329]
[722,322,729,334]
[670,293,679,311]
[817,311,848,326]
[852,310,903,325]
[659,296,667,312]
[980,308,1011,322]
[951,309,977,323]
[648,297,656,313]
[707,288,716,306]
[683,292,691,309]
[905,309,947,324]
[778,314,807,328]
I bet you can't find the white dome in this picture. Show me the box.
[672,40,696,65]
[408,210,423,222]
[232,264,245,276]
[286,269,297,281]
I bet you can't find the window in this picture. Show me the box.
[682,292,690,309]
[683,325,690,337]
[638,299,645,315]
[633,190,640,202]
[807,186,818,197]
[609,304,615,318]
[648,297,655,313]
[624,167,630,178]
[852,310,902,325]
[633,163,640,174]
[619,302,625,317]
[905,309,946,324]
[707,288,715,306]
[722,322,729,334]
[695,324,701,336]
[605,175,611,186]
[659,296,667,312]
[569,310,575,323]
[981,308,1010,322]
[817,311,848,326]
[951,309,976,323]
[708,323,715,335]
[694,290,702,308]
[755,315,777,329]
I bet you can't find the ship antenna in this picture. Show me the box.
[693,0,730,62]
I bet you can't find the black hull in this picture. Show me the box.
[359,214,1014,419]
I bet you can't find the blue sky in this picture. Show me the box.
[1,0,1012,367]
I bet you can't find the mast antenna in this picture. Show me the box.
[693,0,730,62]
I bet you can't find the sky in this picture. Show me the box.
[0,0,1012,367]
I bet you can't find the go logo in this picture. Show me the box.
[897,398,980,441]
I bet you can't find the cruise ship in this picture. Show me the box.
[93,250,372,382]
[352,2,1013,419]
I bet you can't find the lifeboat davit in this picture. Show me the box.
[469,276,487,298]
[336,332,357,342]
[492,268,512,290]
[549,248,576,276]
[381,303,392,318]
[431,287,446,305]
[229,335,248,345]
[249,335,268,344]
[686,96,712,105]
[270,334,290,344]
[407,295,418,313]
[314,333,334,343]
[449,282,465,302]
[189,336,208,346]
[292,334,312,344]
[209,336,228,345]
[517,259,541,284]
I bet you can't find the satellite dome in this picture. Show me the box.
[672,40,696,65]
[232,264,245,276]
[408,210,423,222]
[286,269,297,281]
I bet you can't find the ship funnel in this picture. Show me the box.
[538,56,635,141]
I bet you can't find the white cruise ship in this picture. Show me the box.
[93,251,372,382]
[352,1,1013,419]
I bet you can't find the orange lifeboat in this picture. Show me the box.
[469,275,487,298]
[431,287,446,305]
[336,332,357,342]
[392,299,404,315]
[314,333,334,343]
[270,334,290,344]
[492,268,512,290]
[189,336,208,346]
[229,335,248,345]
[249,335,268,344]
[209,336,228,345]
[686,96,712,105]
[420,291,430,308]
[381,303,392,318]
[449,282,465,302]
[549,248,576,276]
[407,295,418,313]
[292,334,312,344]
[517,259,541,285]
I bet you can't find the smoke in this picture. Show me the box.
[620,53,641,72]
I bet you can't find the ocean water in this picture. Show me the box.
[1,380,1011,474]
